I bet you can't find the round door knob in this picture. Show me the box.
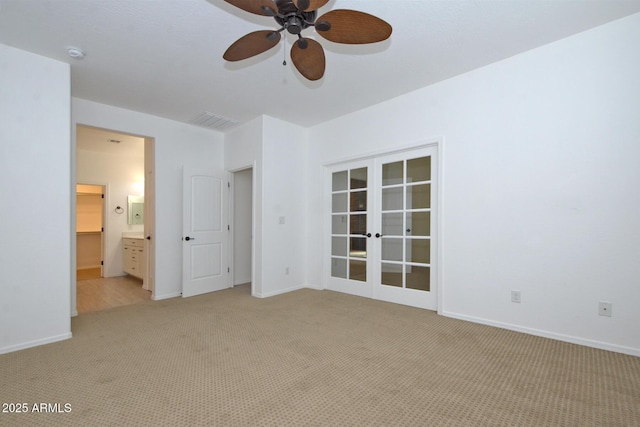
[363,233,372,238]
[375,233,383,238]
[185,236,195,241]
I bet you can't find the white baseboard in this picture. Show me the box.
[253,284,307,299]
[0,332,73,355]
[151,292,181,301]
[441,311,640,357]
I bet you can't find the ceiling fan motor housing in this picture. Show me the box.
[273,0,317,34]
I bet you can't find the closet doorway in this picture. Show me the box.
[76,184,104,280]
[231,167,253,293]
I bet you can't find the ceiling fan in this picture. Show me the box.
[222,0,392,81]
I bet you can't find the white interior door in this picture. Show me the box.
[373,148,437,310]
[326,159,374,298]
[326,146,437,310]
[182,168,229,298]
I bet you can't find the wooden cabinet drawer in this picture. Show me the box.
[122,238,144,247]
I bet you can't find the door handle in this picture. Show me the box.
[375,233,383,238]
[146,235,151,240]
[362,233,372,238]
[184,236,195,241]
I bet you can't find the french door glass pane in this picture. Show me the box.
[332,258,347,279]
[349,260,367,281]
[381,238,402,262]
[381,263,402,287]
[407,212,430,236]
[382,187,403,211]
[332,236,347,257]
[350,190,367,212]
[406,266,430,291]
[382,161,403,186]
[332,193,347,213]
[406,239,430,263]
[350,237,367,258]
[407,156,431,183]
[350,168,367,189]
[407,184,430,209]
[382,212,403,236]
[350,214,367,235]
[332,214,347,234]
[333,171,348,191]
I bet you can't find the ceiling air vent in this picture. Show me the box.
[189,112,238,131]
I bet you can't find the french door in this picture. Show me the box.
[326,146,437,310]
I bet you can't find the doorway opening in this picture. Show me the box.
[231,167,254,293]
[76,184,105,281]
[74,124,154,314]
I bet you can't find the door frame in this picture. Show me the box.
[228,163,257,296]
[71,124,155,316]
[75,182,107,278]
[322,139,443,313]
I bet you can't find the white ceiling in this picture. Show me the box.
[77,125,145,156]
[2,0,640,130]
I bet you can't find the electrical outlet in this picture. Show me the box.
[599,301,612,317]
[511,290,521,303]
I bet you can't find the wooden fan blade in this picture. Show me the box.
[223,30,281,61]
[291,38,325,81]
[292,0,330,12]
[223,0,276,16]
[316,10,392,44]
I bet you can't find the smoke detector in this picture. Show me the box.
[67,46,86,60]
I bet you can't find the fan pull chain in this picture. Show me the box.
[282,36,287,66]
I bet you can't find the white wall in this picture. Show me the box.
[77,148,144,277]
[261,116,308,297]
[72,98,225,301]
[0,45,72,353]
[306,14,640,356]
[225,117,264,295]
[224,116,308,297]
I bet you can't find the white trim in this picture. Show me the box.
[442,311,640,357]
[227,162,257,297]
[322,139,443,311]
[0,333,72,355]
[436,137,445,316]
[253,284,307,299]
[227,171,234,288]
[152,292,182,301]
[323,138,442,168]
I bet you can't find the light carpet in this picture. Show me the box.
[1,285,638,426]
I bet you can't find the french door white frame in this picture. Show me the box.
[323,142,441,312]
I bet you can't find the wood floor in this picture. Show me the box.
[77,272,151,314]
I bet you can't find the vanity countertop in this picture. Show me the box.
[122,233,144,239]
